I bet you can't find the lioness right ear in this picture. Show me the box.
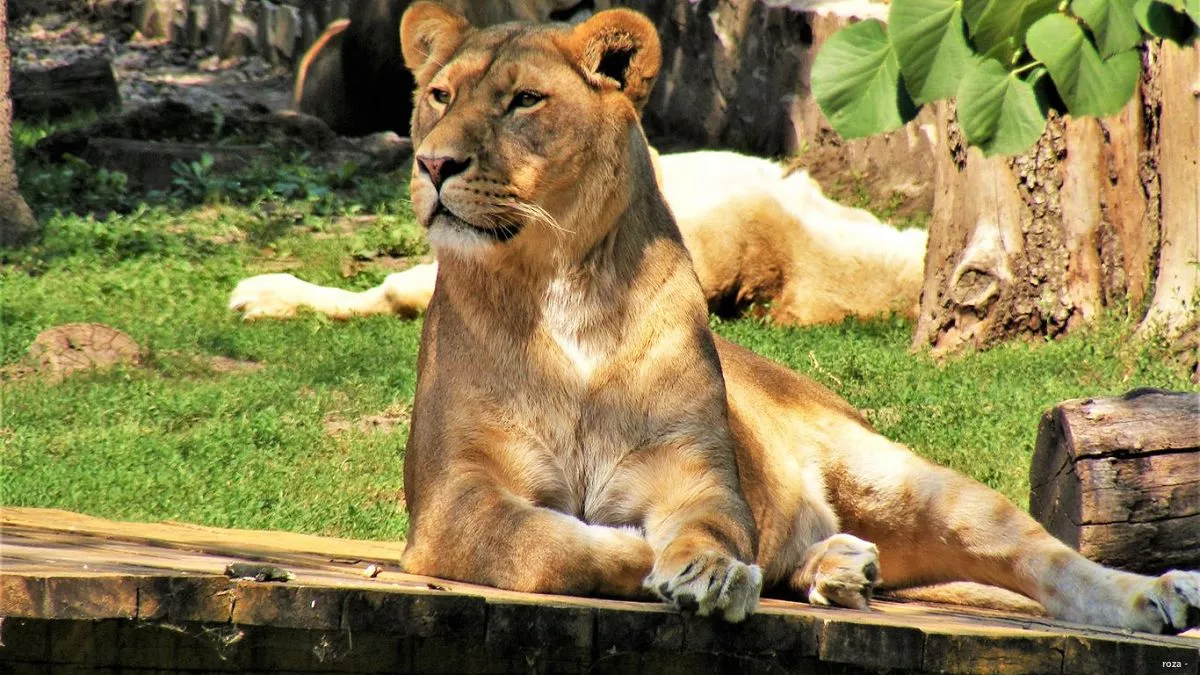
[400,2,472,86]
[562,9,662,113]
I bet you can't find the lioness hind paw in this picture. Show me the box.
[646,552,763,623]
[802,533,880,612]
[228,274,305,319]
[1144,570,1200,634]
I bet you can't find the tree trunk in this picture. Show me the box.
[1029,390,1200,575]
[913,41,1199,360]
[0,0,39,247]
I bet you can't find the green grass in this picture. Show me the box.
[2,124,1194,540]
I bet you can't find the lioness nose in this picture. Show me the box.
[417,155,470,190]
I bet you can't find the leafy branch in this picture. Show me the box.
[811,0,1198,156]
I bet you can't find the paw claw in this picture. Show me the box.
[644,552,762,623]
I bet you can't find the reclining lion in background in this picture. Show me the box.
[228,150,927,324]
[330,3,1200,631]
[294,0,608,136]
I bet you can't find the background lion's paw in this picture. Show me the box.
[807,533,879,611]
[1140,570,1200,634]
[229,274,309,319]
[645,551,762,622]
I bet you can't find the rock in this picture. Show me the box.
[27,323,142,382]
[12,57,122,121]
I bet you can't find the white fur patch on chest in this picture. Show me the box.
[543,276,604,381]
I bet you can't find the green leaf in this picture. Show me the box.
[1027,14,1142,116]
[889,0,976,103]
[963,0,990,33]
[1072,0,1143,58]
[1134,0,1199,42]
[812,20,920,139]
[971,0,1061,63]
[957,58,1048,155]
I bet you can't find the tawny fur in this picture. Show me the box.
[228,153,928,323]
[255,4,1200,633]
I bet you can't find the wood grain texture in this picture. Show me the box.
[1,507,1196,674]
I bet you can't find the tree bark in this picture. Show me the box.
[913,41,1199,359]
[1139,40,1200,341]
[1029,390,1200,574]
[0,0,39,247]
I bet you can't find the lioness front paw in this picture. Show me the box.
[229,274,308,319]
[645,551,763,622]
[798,534,880,611]
[1136,570,1200,634]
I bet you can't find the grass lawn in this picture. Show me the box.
[2,121,1194,541]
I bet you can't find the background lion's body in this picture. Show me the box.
[230,151,927,324]
[660,151,925,323]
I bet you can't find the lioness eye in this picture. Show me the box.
[509,91,545,110]
[430,88,451,105]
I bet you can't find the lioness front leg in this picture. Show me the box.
[824,426,1200,633]
[403,477,654,598]
[632,450,764,622]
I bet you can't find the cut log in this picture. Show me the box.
[12,58,121,121]
[1029,390,1200,574]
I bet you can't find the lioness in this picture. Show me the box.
[229,150,927,324]
[392,3,1200,631]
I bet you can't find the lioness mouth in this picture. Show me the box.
[431,203,523,243]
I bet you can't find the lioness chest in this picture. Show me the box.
[472,269,719,524]
[511,274,646,522]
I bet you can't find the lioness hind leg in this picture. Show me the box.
[822,427,1200,633]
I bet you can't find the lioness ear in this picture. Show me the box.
[400,1,472,86]
[563,9,661,112]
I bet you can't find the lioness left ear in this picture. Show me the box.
[562,9,662,113]
[400,2,472,87]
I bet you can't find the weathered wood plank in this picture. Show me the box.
[1055,390,1199,458]
[0,507,1197,674]
[1030,390,1200,573]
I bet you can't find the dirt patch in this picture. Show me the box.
[10,3,291,116]
[204,355,266,374]
[324,403,412,436]
[340,254,433,278]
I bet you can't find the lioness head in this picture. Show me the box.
[400,3,662,267]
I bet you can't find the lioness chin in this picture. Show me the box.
[399,3,1199,632]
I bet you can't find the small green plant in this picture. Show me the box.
[812,0,1198,156]
[171,152,220,202]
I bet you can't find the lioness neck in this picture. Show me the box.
[435,143,688,347]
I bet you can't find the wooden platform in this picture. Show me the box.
[1,508,1197,674]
